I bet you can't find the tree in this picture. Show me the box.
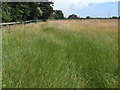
[2,2,54,22]
[38,2,54,21]
[28,2,42,20]
[51,10,64,19]
[68,14,79,19]
[111,16,118,19]
[2,3,12,22]
[6,2,30,22]
[86,16,91,19]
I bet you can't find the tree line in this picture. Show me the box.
[2,2,118,23]
[2,2,65,23]
[67,14,119,19]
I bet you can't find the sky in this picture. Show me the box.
[52,0,119,18]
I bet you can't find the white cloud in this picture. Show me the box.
[52,0,119,10]
[52,0,119,3]
[69,3,89,9]
[111,3,118,6]
[51,0,118,17]
[67,2,89,12]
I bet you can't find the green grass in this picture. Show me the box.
[2,20,118,88]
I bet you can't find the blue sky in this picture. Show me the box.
[52,0,118,18]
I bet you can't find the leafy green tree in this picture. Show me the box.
[2,2,54,22]
[86,16,91,19]
[28,2,42,20]
[111,16,118,19]
[2,3,12,22]
[9,2,30,22]
[51,10,64,19]
[68,14,78,19]
[38,2,54,21]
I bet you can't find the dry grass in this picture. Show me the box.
[48,19,118,32]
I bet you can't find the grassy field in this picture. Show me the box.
[2,19,118,88]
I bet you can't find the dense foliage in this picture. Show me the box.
[50,10,64,19]
[2,2,54,22]
[68,14,79,19]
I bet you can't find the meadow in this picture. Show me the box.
[2,19,118,88]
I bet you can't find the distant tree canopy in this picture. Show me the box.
[86,16,91,19]
[50,10,64,19]
[111,16,118,19]
[68,14,79,19]
[2,2,54,22]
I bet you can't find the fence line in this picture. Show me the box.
[0,20,39,26]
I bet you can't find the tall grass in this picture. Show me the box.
[2,20,118,88]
